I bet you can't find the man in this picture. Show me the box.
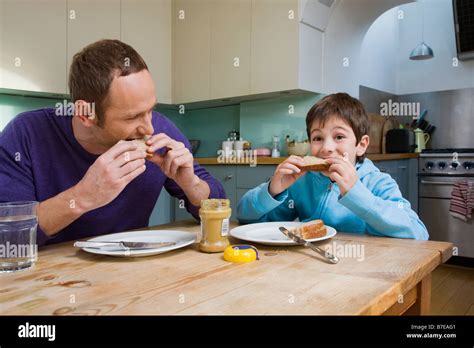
[0,39,225,246]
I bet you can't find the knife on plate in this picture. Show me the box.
[74,240,176,250]
[279,227,339,264]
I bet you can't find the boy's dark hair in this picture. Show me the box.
[68,39,148,127]
[306,93,369,163]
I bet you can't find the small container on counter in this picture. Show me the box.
[199,199,232,253]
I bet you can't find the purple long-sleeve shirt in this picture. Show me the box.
[0,108,225,246]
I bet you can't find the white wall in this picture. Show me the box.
[322,0,414,98]
[397,0,474,94]
[359,0,474,95]
[359,7,399,95]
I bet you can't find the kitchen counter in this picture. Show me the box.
[0,220,451,315]
[195,153,419,165]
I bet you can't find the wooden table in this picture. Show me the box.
[0,221,452,315]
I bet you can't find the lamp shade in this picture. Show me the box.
[409,42,434,60]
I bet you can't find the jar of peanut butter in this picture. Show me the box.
[199,199,231,253]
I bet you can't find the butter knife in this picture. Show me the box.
[279,227,339,264]
[74,240,176,250]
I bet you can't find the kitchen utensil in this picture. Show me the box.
[278,227,339,264]
[414,128,430,153]
[221,139,234,158]
[228,129,239,141]
[425,124,436,135]
[230,221,337,246]
[417,109,428,124]
[418,118,429,131]
[74,240,176,250]
[271,135,280,158]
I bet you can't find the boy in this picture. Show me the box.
[237,93,428,240]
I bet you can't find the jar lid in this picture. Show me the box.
[224,245,259,263]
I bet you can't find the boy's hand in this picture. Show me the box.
[268,156,306,197]
[325,155,358,196]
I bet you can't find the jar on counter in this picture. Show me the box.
[199,199,231,253]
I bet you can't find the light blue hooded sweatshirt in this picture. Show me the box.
[237,158,429,240]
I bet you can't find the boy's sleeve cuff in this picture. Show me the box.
[254,182,289,213]
[338,180,376,219]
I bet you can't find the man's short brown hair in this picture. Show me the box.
[306,93,369,163]
[68,39,148,126]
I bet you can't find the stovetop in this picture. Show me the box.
[419,149,474,175]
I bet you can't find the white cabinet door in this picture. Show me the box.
[250,0,299,94]
[173,0,211,104]
[0,0,67,94]
[121,0,172,104]
[210,0,251,100]
[67,0,121,80]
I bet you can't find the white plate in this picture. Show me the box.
[79,230,196,257]
[230,221,337,246]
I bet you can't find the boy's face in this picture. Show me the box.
[309,116,369,168]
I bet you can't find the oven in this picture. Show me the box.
[419,149,474,258]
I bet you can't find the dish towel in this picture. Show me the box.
[449,180,474,222]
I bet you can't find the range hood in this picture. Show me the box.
[300,0,338,32]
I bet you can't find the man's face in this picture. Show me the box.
[309,116,361,166]
[94,69,157,148]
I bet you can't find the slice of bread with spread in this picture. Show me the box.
[118,137,154,159]
[290,219,327,239]
[297,156,330,172]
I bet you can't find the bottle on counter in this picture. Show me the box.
[199,199,232,253]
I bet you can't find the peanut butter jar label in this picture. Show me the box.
[221,219,229,236]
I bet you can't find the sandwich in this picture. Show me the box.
[118,137,154,159]
[297,156,330,172]
[290,219,327,239]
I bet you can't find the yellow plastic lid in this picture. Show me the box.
[223,245,259,263]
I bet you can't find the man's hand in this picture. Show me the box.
[73,141,147,212]
[324,155,358,196]
[268,156,306,197]
[146,133,198,188]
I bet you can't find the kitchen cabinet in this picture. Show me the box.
[67,0,121,82]
[121,0,172,104]
[236,165,275,189]
[172,0,212,104]
[376,159,418,212]
[173,0,323,104]
[209,0,251,100]
[1,0,172,100]
[250,0,323,95]
[0,0,67,94]
[148,189,173,226]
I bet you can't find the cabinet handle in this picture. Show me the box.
[380,168,387,172]
[225,174,233,180]
[398,166,407,169]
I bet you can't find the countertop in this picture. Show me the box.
[0,220,451,315]
[194,153,419,165]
